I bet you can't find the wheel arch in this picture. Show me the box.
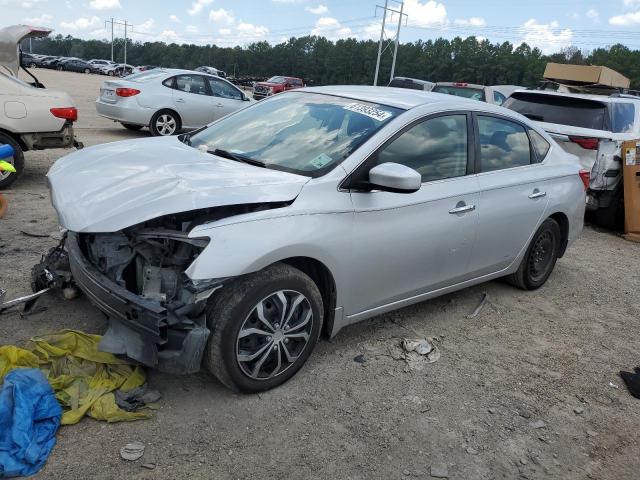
[151,108,182,131]
[0,128,27,152]
[278,256,337,338]
[548,211,569,258]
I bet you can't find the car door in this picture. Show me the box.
[206,76,247,121]
[347,113,480,315]
[467,113,550,277]
[171,74,212,129]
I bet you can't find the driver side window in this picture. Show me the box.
[375,115,469,183]
[207,78,243,100]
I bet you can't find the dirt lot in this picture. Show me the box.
[1,69,640,479]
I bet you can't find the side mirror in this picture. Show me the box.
[242,94,251,101]
[368,163,421,193]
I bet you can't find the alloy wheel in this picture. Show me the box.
[155,114,177,135]
[236,290,314,380]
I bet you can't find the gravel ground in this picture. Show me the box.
[1,69,639,479]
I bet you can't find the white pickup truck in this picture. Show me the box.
[0,25,81,188]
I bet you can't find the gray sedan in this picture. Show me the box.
[50,87,586,392]
[95,68,253,135]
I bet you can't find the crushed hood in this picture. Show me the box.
[48,136,309,233]
[0,25,52,77]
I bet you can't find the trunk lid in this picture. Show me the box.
[48,136,309,233]
[0,25,52,77]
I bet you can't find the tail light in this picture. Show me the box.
[579,169,590,191]
[50,107,78,122]
[116,88,141,97]
[569,136,599,150]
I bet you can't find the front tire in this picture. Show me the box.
[506,218,561,290]
[150,110,181,136]
[204,263,323,393]
[0,133,25,190]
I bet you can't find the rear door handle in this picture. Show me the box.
[528,190,547,199]
[449,203,476,214]
[175,98,185,103]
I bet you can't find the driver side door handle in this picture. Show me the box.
[528,190,547,199]
[449,203,476,214]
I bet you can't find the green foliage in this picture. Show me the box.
[25,34,640,89]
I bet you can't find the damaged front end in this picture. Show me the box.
[64,212,227,375]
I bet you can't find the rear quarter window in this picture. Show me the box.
[611,103,636,133]
[529,130,550,162]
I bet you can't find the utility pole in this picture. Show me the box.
[110,17,113,61]
[124,20,127,65]
[105,18,129,63]
[373,0,388,86]
[373,0,407,86]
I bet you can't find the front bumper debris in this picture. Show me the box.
[65,232,223,374]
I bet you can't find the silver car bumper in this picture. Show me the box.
[95,99,154,126]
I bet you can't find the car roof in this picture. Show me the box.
[511,89,640,104]
[298,85,516,112]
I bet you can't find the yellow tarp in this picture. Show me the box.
[0,330,152,425]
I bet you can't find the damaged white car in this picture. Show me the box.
[45,87,586,392]
[0,25,81,188]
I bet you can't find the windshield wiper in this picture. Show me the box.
[179,133,192,145]
[208,148,266,168]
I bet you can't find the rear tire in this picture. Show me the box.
[0,133,25,190]
[84,68,90,74]
[121,123,144,131]
[150,110,181,136]
[506,218,561,290]
[204,263,323,393]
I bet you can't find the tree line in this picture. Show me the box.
[25,34,640,89]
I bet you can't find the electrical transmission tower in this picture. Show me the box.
[104,18,129,63]
[373,0,408,86]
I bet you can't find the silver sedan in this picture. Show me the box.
[50,87,586,392]
[95,68,253,135]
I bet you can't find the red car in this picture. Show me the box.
[252,76,304,100]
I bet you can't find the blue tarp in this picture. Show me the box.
[0,368,61,478]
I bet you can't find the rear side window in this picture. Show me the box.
[174,75,208,95]
[529,130,550,161]
[478,116,531,172]
[375,115,468,182]
[493,91,506,106]
[389,78,424,90]
[504,93,607,131]
[611,103,635,133]
[433,85,485,101]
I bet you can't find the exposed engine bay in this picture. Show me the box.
[36,202,289,375]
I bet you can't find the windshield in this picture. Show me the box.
[433,85,485,101]
[190,92,402,177]
[504,93,607,131]
[266,76,286,84]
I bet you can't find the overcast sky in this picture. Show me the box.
[3,0,640,54]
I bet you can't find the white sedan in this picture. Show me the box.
[95,69,253,135]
